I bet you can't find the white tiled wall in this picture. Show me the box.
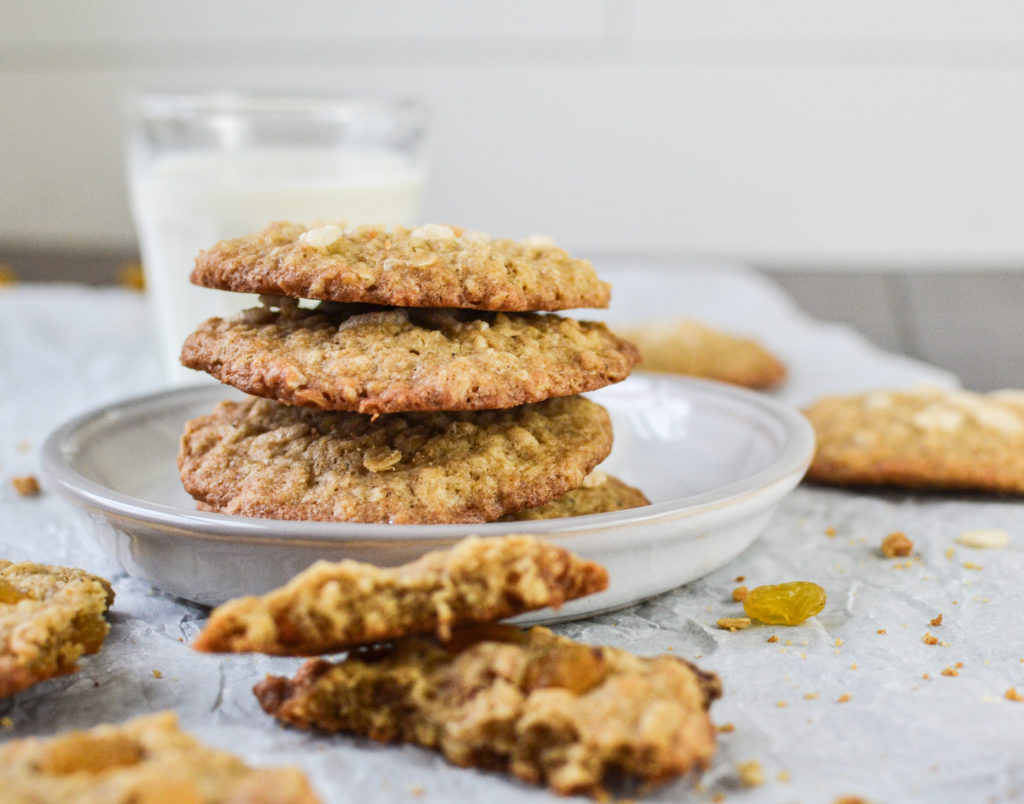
[5,0,1024,267]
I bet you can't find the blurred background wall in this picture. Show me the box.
[2,1,1023,388]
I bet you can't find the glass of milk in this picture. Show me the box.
[125,91,430,385]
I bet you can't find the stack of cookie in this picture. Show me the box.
[177,221,645,524]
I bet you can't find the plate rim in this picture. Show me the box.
[41,375,815,544]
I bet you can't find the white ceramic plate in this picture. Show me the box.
[41,375,814,621]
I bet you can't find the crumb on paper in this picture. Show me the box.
[825,526,837,537]
[941,667,959,677]
[834,638,844,647]
[776,700,788,708]
[833,797,875,804]
[1006,687,1024,702]
[922,673,931,680]
[956,529,1009,549]
[711,793,725,803]
[850,663,858,670]
[732,585,749,602]
[734,575,745,582]
[956,662,964,668]
[11,475,40,496]
[737,760,764,788]
[777,770,791,783]
[117,260,146,291]
[717,723,735,733]
[837,693,852,703]
[804,692,819,700]
[930,614,943,627]
[410,786,425,796]
[717,617,751,632]
[962,561,983,571]
[877,629,887,635]
[923,632,939,646]
[767,635,778,643]
[881,531,913,557]
[152,669,163,679]
[945,547,956,560]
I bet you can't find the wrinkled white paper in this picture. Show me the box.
[2,271,1022,804]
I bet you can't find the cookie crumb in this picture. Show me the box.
[776,700,788,708]
[734,575,745,582]
[945,547,956,560]
[152,669,163,679]
[409,786,425,796]
[834,638,844,647]
[930,614,943,627]
[922,673,931,680]
[776,770,791,783]
[877,629,887,635]
[881,531,913,557]
[731,586,749,602]
[941,667,959,677]
[717,722,735,733]
[837,693,852,703]
[711,793,725,803]
[923,632,939,646]
[717,617,751,632]
[825,526,837,537]
[955,529,1009,549]
[803,692,819,700]
[767,635,778,643]
[11,475,40,497]
[1005,687,1024,702]
[737,760,764,787]
[962,561,983,571]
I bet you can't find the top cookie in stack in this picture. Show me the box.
[177,221,642,524]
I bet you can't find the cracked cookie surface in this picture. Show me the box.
[194,535,608,655]
[255,626,721,798]
[0,711,319,803]
[805,388,1024,492]
[180,301,638,414]
[179,396,613,523]
[191,221,610,311]
[0,559,114,698]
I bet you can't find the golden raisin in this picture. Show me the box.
[524,642,607,694]
[0,578,28,604]
[742,582,826,626]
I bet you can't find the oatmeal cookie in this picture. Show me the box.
[180,301,639,414]
[501,471,649,521]
[622,319,785,389]
[1,559,114,698]
[255,626,721,798]
[191,221,610,311]
[194,535,607,655]
[179,396,613,523]
[805,388,1024,492]
[0,711,319,803]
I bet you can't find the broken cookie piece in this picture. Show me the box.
[255,625,721,798]
[0,711,320,803]
[1,559,114,698]
[194,535,608,655]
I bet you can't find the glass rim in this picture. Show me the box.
[125,89,429,122]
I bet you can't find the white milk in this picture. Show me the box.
[130,147,425,385]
